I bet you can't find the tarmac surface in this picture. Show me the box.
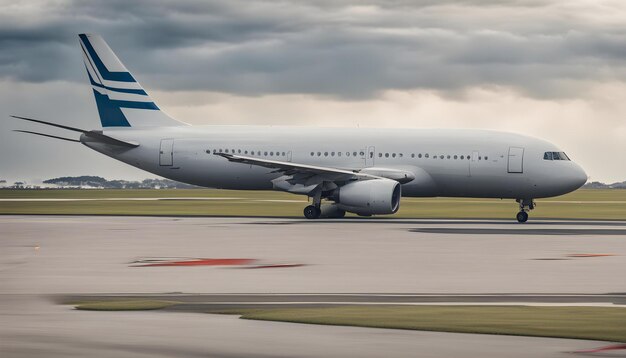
[1,215,625,357]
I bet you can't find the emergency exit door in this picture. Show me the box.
[366,146,375,167]
[159,139,174,166]
[508,147,524,173]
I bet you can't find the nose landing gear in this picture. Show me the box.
[516,199,535,223]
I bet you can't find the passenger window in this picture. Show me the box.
[379,153,383,158]
[447,155,450,159]
[324,152,328,156]
[440,155,444,159]
[310,152,314,156]
[418,154,422,158]
[460,155,464,160]
[399,153,403,158]
[346,152,350,157]
[338,152,342,157]
[392,153,396,158]
[485,156,488,160]
[317,152,321,156]
[454,155,457,159]
[264,151,268,156]
[331,152,335,156]
[425,154,429,158]
[411,153,415,158]
[353,152,358,156]
[385,153,389,158]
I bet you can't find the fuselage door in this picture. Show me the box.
[159,139,174,166]
[366,146,375,167]
[508,147,524,173]
[469,150,479,176]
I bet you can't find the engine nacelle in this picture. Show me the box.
[334,179,401,216]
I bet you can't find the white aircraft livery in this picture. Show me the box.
[11,34,588,222]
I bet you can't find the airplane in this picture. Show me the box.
[10,34,588,222]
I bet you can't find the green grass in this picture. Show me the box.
[2,188,626,219]
[74,300,175,311]
[67,300,626,342]
[233,305,626,343]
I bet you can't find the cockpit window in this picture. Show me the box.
[543,151,570,161]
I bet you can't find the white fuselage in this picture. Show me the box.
[82,126,587,199]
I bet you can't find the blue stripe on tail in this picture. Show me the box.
[79,34,136,83]
[92,89,159,127]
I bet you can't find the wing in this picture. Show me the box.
[215,153,381,181]
[215,153,415,195]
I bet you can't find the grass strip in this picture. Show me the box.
[3,189,626,219]
[69,300,626,342]
[231,305,626,343]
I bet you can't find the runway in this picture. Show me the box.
[1,215,625,357]
[2,215,625,294]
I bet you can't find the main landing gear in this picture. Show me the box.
[304,205,321,219]
[304,190,322,219]
[303,191,346,219]
[516,198,535,223]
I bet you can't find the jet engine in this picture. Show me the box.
[334,179,401,216]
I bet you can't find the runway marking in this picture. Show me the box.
[129,257,305,269]
[567,253,616,258]
[574,343,626,353]
[410,228,626,235]
[133,258,255,267]
[244,263,306,269]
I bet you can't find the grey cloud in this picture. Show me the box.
[0,0,625,99]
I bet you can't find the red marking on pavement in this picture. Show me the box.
[573,344,626,353]
[245,263,306,269]
[137,258,255,267]
[567,253,616,258]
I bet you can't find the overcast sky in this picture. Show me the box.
[1,0,626,183]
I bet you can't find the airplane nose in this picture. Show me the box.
[571,164,588,189]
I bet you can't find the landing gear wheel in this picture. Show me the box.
[516,211,529,223]
[304,205,321,219]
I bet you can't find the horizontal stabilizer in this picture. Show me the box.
[83,131,139,147]
[9,115,139,148]
[11,115,87,133]
[13,130,80,143]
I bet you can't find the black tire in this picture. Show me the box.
[304,205,321,219]
[516,211,529,223]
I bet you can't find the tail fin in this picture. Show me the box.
[78,34,186,128]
